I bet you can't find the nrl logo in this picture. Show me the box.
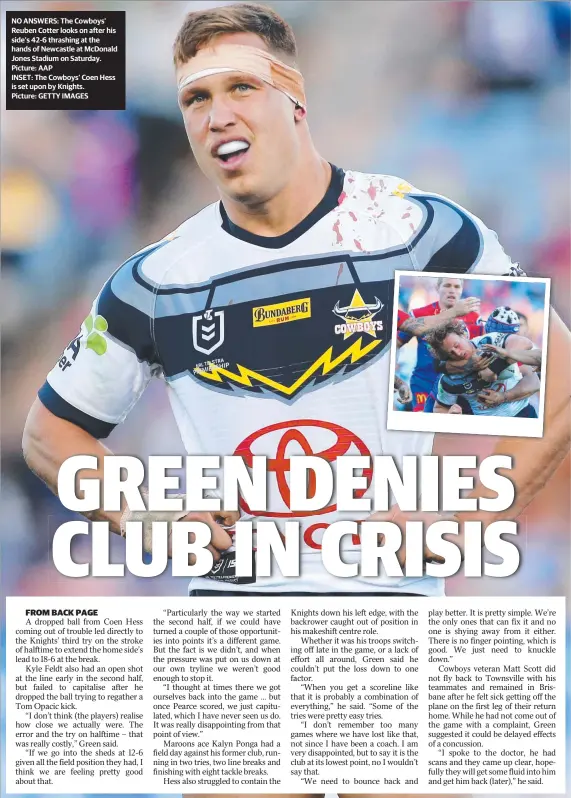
[332,289,384,340]
[192,309,225,355]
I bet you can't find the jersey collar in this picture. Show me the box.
[219,164,345,249]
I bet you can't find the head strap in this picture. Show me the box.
[177,43,306,109]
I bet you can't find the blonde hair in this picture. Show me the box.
[173,3,297,67]
[425,319,468,359]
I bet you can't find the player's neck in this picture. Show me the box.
[220,156,332,237]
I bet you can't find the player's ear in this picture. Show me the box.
[294,103,306,122]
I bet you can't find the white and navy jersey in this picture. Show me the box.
[39,167,521,595]
[436,332,529,417]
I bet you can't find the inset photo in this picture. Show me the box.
[388,271,550,438]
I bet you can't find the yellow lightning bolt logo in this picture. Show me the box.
[194,336,382,397]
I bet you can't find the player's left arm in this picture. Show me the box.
[477,364,540,407]
[482,337,542,368]
[399,297,481,337]
[435,201,569,541]
[478,335,541,382]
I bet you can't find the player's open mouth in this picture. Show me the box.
[214,140,250,169]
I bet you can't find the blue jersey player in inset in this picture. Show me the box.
[426,309,541,416]
[398,277,484,411]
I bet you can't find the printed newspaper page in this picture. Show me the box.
[1,2,569,798]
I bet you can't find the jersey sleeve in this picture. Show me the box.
[38,243,167,439]
[404,185,526,278]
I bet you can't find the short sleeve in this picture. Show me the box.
[404,185,526,278]
[38,243,166,438]
[468,220,526,277]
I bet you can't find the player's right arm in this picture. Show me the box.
[22,402,233,559]
[22,245,160,523]
[23,267,154,539]
[398,297,481,338]
[23,400,123,530]
[22,244,233,558]
[481,340,542,368]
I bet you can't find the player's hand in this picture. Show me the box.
[396,380,413,404]
[448,403,463,414]
[365,506,450,567]
[174,510,238,565]
[477,388,504,407]
[452,297,480,317]
[469,352,495,371]
[121,495,238,564]
[481,342,514,361]
[445,351,494,374]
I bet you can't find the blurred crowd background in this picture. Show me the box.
[2,2,570,797]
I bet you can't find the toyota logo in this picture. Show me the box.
[234,419,373,517]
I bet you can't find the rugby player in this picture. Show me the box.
[22,5,571,797]
[426,320,540,417]
[398,278,484,410]
[395,300,481,408]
